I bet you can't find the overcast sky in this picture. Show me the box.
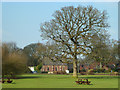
[2,2,118,48]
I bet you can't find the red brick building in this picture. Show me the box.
[79,62,118,71]
[41,65,68,72]
[41,58,68,72]
[79,62,100,70]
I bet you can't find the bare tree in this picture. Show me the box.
[40,6,109,77]
[23,43,47,66]
[86,31,111,69]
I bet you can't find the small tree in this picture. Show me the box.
[36,63,43,73]
[23,43,47,66]
[40,6,109,77]
[2,43,27,78]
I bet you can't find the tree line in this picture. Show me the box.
[2,38,118,78]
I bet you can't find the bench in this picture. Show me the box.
[1,78,13,83]
[7,78,13,83]
[75,78,91,85]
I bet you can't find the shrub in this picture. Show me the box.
[35,63,42,73]
[111,71,118,75]
[60,71,66,74]
[34,66,37,71]
[93,68,105,73]
[53,71,57,74]
[2,49,27,77]
[87,69,94,75]
[41,71,48,73]
[105,68,111,73]
[37,63,42,70]
[114,72,118,75]
[88,69,94,72]
[87,71,94,75]
[53,71,66,74]
[113,67,118,72]
[80,69,86,72]
[69,69,73,73]
[80,72,86,75]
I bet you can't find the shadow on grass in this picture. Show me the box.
[78,76,119,79]
[13,76,40,79]
[76,84,93,85]
[2,82,16,84]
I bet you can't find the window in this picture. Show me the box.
[59,66,62,71]
[43,68,44,71]
[55,67,57,71]
[82,65,84,67]
[62,66,65,71]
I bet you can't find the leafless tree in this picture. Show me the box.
[40,6,109,77]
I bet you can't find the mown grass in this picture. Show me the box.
[2,74,119,88]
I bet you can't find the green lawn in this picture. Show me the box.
[2,74,119,88]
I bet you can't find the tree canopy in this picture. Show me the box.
[40,5,109,77]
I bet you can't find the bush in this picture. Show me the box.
[87,69,94,75]
[93,68,105,73]
[69,69,73,73]
[80,69,86,72]
[41,71,48,73]
[37,63,42,70]
[53,71,66,74]
[105,68,111,73]
[34,66,37,72]
[87,71,94,75]
[35,63,43,73]
[53,71,57,74]
[111,71,118,75]
[61,71,66,74]
[114,72,118,75]
[2,50,27,77]
[80,72,86,75]
[113,67,118,72]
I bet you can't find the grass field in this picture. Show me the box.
[2,74,119,88]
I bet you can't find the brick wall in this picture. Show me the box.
[41,65,68,72]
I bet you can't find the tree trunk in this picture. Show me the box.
[73,44,78,78]
[73,59,78,78]
[77,63,80,74]
[100,62,102,69]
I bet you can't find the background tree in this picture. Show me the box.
[82,38,119,71]
[2,43,27,78]
[86,31,111,69]
[40,5,109,77]
[110,40,119,63]
[23,43,47,66]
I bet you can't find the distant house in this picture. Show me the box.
[79,62,99,70]
[79,62,119,71]
[41,58,68,72]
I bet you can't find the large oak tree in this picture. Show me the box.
[40,6,109,77]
